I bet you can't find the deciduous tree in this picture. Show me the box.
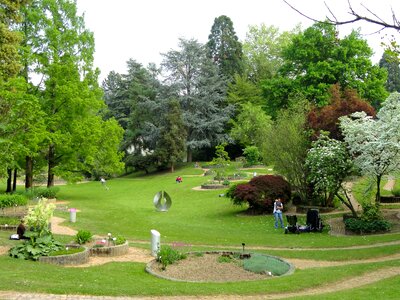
[340,92,400,202]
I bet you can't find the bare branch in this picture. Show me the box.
[283,0,400,31]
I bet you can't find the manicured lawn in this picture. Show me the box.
[1,164,399,297]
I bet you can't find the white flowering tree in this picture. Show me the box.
[306,134,357,217]
[340,92,400,203]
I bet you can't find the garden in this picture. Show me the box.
[0,163,399,299]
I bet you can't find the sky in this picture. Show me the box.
[76,0,400,83]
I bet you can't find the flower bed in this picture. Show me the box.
[39,245,89,266]
[200,182,228,190]
[89,240,129,257]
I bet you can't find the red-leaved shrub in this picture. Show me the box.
[230,175,291,214]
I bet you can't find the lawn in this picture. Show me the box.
[0,164,399,298]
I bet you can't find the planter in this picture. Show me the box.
[89,240,129,257]
[381,196,400,203]
[39,245,89,266]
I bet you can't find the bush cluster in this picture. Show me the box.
[0,194,28,209]
[345,218,392,233]
[156,245,187,270]
[345,202,392,233]
[34,187,60,199]
[75,230,93,245]
[227,175,291,213]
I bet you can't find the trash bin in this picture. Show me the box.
[69,208,77,223]
[150,229,160,256]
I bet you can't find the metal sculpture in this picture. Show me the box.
[153,191,172,212]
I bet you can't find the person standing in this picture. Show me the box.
[273,198,284,229]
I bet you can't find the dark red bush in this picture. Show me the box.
[229,175,291,214]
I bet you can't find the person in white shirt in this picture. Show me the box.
[273,198,284,229]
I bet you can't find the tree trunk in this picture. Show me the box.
[12,168,17,191]
[171,163,175,173]
[6,168,12,193]
[25,156,33,189]
[186,148,192,163]
[47,144,56,187]
[376,175,382,203]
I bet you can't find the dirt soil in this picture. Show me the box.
[148,253,271,282]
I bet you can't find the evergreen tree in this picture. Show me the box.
[162,38,233,162]
[206,15,243,79]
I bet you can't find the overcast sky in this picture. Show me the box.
[76,0,400,82]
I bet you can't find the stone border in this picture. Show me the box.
[200,184,227,190]
[89,241,129,257]
[39,245,89,266]
[145,251,295,283]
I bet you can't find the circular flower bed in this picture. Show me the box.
[146,251,294,282]
[39,245,89,266]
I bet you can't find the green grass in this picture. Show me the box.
[0,164,399,297]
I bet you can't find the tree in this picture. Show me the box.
[242,23,298,82]
[206,15,243,79]
[264,98,312,203]
[284,0,400,58]
[262,23,388,112]
[162,38,233,162]
[379,51,400,92]
[19,0,124,186]
[230,102,272,162]
[340,92,400,203]
[155,99,187,172]
[306,134,357,216]
[307,84,376,140]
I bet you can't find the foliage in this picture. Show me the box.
[340,92,400,202]
[379,51,400,93]
[75,230,93,245]
[229,175,291,213]
[392,188,400,197]
[243,146,261,167]
[24,198,55,237]
[115,235,126,246]
[305,134,357,215]
[9,232,63,260]
[162,38,233,161]
[33,187,60,199]
[344,218,392,234]
[227,75,264,108]
[242,23,298,82]
[0,194,28,209]
[230,102,272,162]
[17,0,124,187]
[0,216,20,225]
[307,84,376,140]
[156,245,187,270]
[154,99,187,172]
[210,143,230,183]
[264,98,312,203]
[206,15,243,79]
[262,22,388,114]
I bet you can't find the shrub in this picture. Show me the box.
[392,188,400,197]
[75,230,93,245]
[9,232,63,260]
[35,187,60,199]
[0,194,28,209]
[243,146,260,167]
[228,175,291,213]
[156,245,187,270]
[115,235,126,245]
[345,218,392,233]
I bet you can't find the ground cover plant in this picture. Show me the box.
[0,164,399,298]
